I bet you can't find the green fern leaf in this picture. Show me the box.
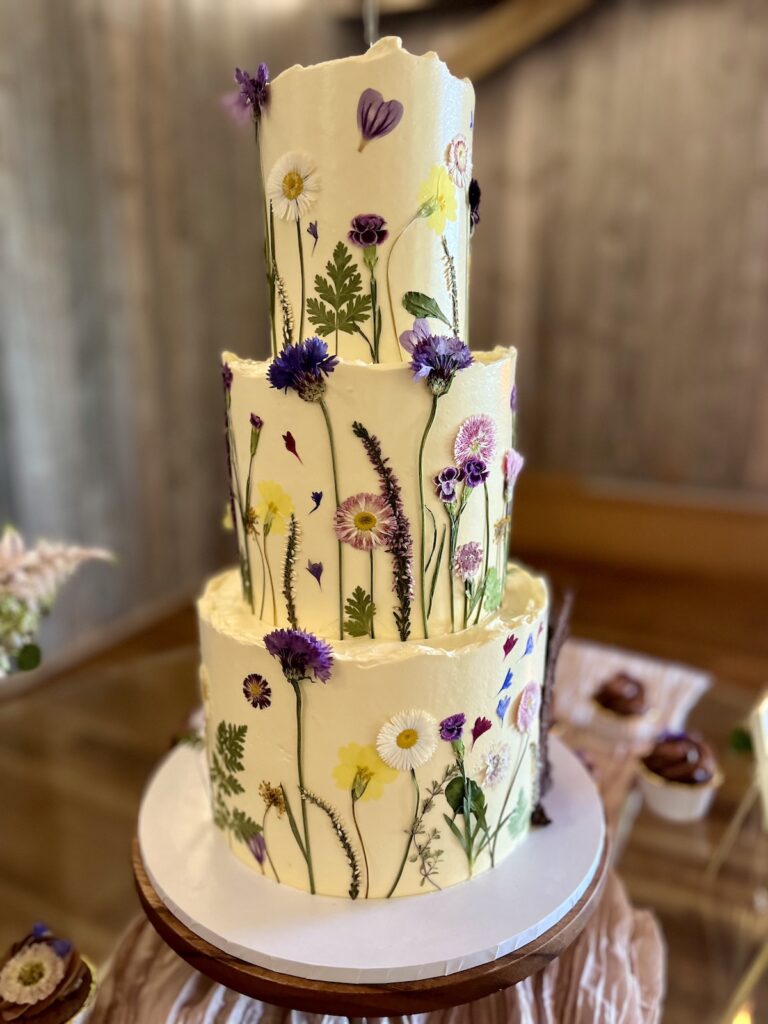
[307,242,372,338]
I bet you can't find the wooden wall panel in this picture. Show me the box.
[1,0,768,666]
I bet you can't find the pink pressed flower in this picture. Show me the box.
[516,682,541,733]
[503,447,524,499]
[334,493,395,551]
[454,415,497,467]
[444,134,471,189]
[453,541,483,582]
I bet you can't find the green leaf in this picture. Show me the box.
[230,808,262,843]
[445,776,486,824]
[483,568,503,613]
[307,242,372,338]
[210,753,244,797]
[281,786,308,861]
[216,721,247,774]
[344,586,375,638]
[507,789,528,840]
[729,726,754,755]
[442,813,466,847]
[16,644,41,672]
[402,291,452,328]
[427,526,446,618]
[445,776,465,815]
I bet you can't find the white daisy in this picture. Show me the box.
[266,151,320,222]
[477,742,512,789]
[0,943,65,1005]
[376,709,438,773]
[444,133,472,189]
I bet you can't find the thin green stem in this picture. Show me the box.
[253,532,267,619]
[296,218,305,341]
[385,214,418,361]
[473,482,491,625]
[370,266,381,363]
[292,680,315,893]
[351,796,370,898]
[319,398,344,639]
[227,415,254,612]
[418,394,439,638]
[489,735,529,867]
[369,549,375,639]
[448,517,457,633]
[386,769,420,898]
[269,201,278,358]
[263,527,278,624]
[463,585,468,630]
[262,808,281,883]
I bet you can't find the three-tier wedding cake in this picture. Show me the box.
[198,37,550,899]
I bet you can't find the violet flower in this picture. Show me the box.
[496,694,511,724]
[469,178,481,234]
[267,337,338,403]
[307,220,319,254]
[462,457,489,488]
[306,560,323,587]
[250,413,264,431]
[434,465,464,504]
[309,491,323,514]
[235,64,269,119]
[243,673,272,710]
[399,319,473,397]
[439,713,466,742]
[264,627,334,683]
[357,88,403,151]
[246,831,267,866]
[348,214,388,248]
[221,362,233,392]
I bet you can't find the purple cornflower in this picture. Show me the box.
[357,89,404,151]
[471,716,492,749]
[399,320,473,397]
[52,938,72,958]
[221,362,233,392]
[267,337,338,403]
[235,64,269,118]
[309,491,323,513]
[462,457,489,488]
[469,178,481,234]
[250,413,264,431]
[454,541,483,582]
[306,560,323,587]
[434,465,464,504]
[264,628,334,683]
[348,214,388,248]
[246,831,266,866]
[455,414,497,467]
[439,712,466,742]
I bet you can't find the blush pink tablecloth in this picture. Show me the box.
[87,638,700,1023]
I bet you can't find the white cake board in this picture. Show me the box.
[138,737,604,985]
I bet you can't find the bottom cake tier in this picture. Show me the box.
[198,564,549,899]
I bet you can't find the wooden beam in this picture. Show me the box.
[514,473,768,584]
[444,0,598,81]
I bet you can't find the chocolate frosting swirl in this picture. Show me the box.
[0,926,92,1024]
[642,733,716,785]
[593,671,648,717]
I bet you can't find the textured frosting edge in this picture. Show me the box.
[271,35,474,92]
[198,562,548,664]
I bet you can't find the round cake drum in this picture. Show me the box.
[137,736,605,985]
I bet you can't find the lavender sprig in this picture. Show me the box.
[282,515,301,630]
[352,421,413,641]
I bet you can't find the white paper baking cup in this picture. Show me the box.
[638,763,722,822]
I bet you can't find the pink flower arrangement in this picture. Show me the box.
[453,541,483,582]
[516,682,541,733]
[454,414,497,467]
[333,493,395,551]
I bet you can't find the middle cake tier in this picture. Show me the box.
[223,347,518,643]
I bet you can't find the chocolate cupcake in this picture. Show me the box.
[0,924,96,1024]
[591,671,657,741]
[639,732,722,821]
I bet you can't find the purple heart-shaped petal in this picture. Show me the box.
[357,88,404,150]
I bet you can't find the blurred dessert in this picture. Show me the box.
[639,732,722,821]
[0,923,95,1024]
[591,671,656,740]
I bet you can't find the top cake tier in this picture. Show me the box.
[259,37,475,363]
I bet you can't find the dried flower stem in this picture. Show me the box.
[262,806,281,883]
[282,515,300,630]
[473,482,491,626]
[276,273,294,347]
[296,218,306,342]
[301,786,361,900]
[385,213,418,361]
[417,395,440,638]
[319,398,344,639]
[350,795,370,898]
[290,681,316,893]
[441,235,459,338]
[386,769,420,898]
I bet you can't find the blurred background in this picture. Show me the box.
[3,0,767,670]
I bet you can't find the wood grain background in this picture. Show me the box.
[1,0,767,662]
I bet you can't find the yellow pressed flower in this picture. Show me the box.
[418,165,457,235]
[333,743,398,801]
[254,481,294,536]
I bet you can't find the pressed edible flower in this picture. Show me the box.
[418,165,457,235]
[264,628,334,683]
[267,337,338,403]
[333,742,397,801]
[333,492,394,551]
[516,682,540,733]
[357,88,404,150]
[453,541,483,582]
[376,709,438,772]
[266,151,320,222]
[444,133,471,189]
[477,742,512,789]
[254,481,294,536]
[242,673,272,710]
[455,414,497,467]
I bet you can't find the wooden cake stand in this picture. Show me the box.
[132,738,608,1017]
[133,838,608,1016]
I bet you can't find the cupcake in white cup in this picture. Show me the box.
[639,732,722,822]
[591,671,657,741]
